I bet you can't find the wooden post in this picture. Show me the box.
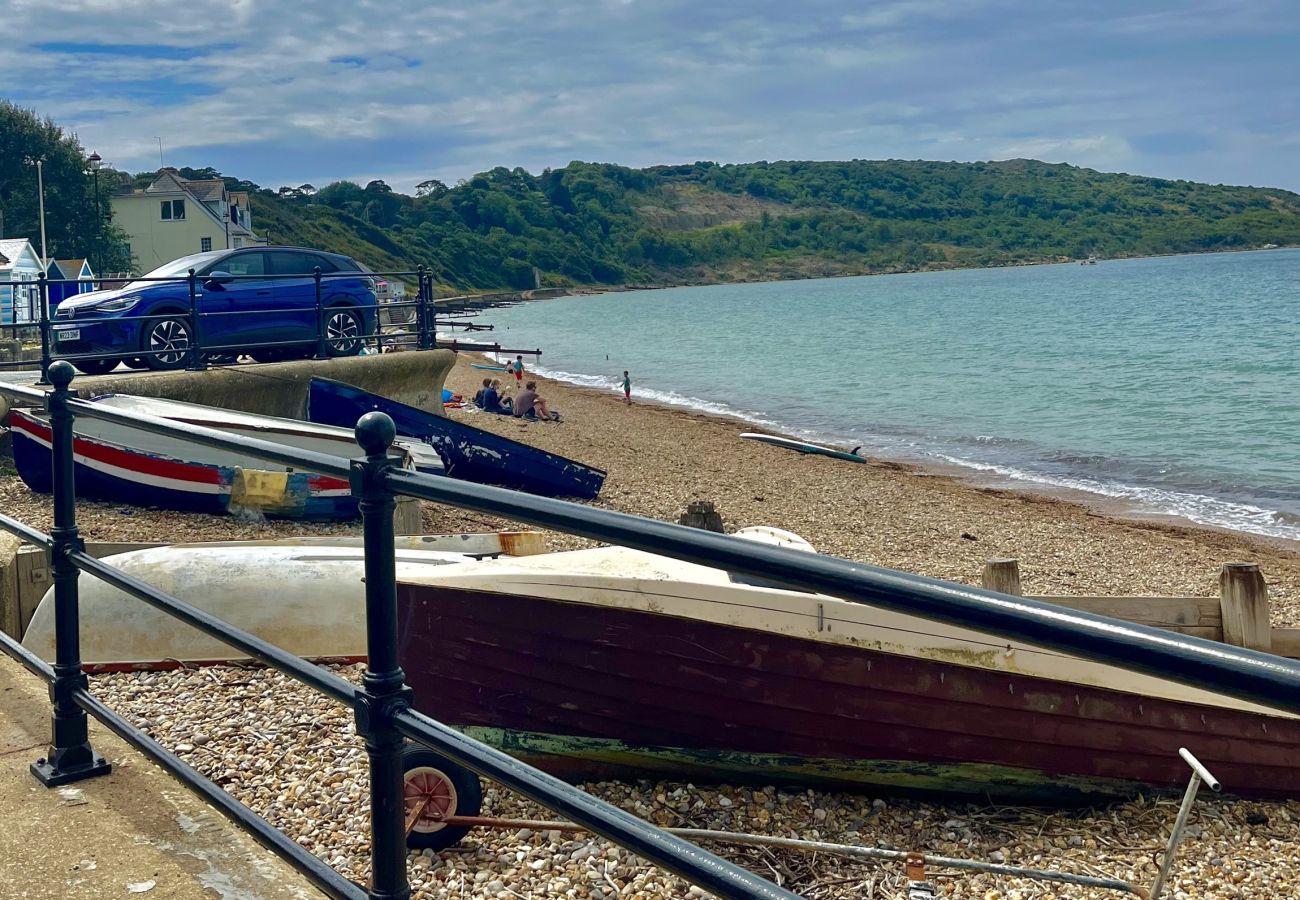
[1219,563,1271,651]
[982,558,1022,596]
[679,501,725,533]
[393,496,422,536]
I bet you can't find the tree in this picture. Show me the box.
[0,101,131,270]
[415,179,448,198]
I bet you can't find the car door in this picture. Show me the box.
[267,250,334,350]
[202,251,275,350]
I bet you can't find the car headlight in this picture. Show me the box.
[92,296,140,313]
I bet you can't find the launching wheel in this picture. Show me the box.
[402,745,482,850]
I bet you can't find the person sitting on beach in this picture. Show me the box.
[512,381,553,420]
[490,379,513,413]
[481,381,513,414]
[472,378,491,409]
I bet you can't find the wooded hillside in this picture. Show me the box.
[251,159,1300,289]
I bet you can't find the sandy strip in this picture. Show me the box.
[441,353,1300,626]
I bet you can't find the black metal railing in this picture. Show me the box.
[3,365,1300,898]
[0,268,445,379]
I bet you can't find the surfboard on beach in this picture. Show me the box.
[471,363,507,371]
[740,432,867,464]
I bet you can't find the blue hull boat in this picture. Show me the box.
[307,378,606,500]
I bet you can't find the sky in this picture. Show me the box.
[5,0,1299,194]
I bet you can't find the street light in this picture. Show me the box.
[87,152,103,279]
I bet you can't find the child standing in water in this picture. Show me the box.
[622,371,632,405]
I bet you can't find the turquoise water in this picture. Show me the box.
[475,249,1300,540]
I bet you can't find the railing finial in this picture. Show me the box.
[47,358,75,390]
[355,411,396,457]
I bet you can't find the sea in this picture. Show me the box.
[474,249,1300,542]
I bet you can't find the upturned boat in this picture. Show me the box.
[20,532,546,669]
[307,377,606,499]
[392,530,1300,801]
[9,393,444,519]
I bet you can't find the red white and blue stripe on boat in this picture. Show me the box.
[9,410,357,519]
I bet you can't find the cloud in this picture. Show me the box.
[2,0,1297,192]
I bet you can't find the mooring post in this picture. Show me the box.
[32,360,111,787]
[982,558,1023,596]
[351,412,412,900]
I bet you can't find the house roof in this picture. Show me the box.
[185,179,227,202]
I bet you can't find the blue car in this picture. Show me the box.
[51,246,378,374]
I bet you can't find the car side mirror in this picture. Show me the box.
[203,271,233,290]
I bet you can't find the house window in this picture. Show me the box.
[233,237,244,248]
[201,237,213,252]
[160,199,185,221]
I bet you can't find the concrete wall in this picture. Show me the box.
[0,350,455,422]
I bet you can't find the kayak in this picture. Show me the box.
[471,364,506,372]
[740,432,867,464]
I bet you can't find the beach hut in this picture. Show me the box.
[0,239,44,326]
[46,257,96,306]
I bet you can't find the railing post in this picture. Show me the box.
[32,360,111,787]
[36,272,53,385]
[416,267,432,351]
[314,267,328,359]
[350,412,412,900]
[187,269,206,371]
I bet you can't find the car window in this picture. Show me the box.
[214,252,266,277]
[268,251,333,275]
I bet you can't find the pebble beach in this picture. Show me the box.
[4,351,1300,898]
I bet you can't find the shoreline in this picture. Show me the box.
[449,351,1300,624]
[488,350,1300,553]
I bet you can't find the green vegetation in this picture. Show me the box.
[252,159,1300,289]
[6,101,1299,289]
[0,102,132,271]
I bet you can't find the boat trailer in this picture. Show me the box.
[405,749,1222,899]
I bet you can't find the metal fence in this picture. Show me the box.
[0,268,440,378]
[2,365,1300,899]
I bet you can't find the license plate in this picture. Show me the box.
[55,329,80,341]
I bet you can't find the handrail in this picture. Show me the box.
[384,467,1300,714]
[4,364,1300,898]
[0,363,803,900]
[2,265,441,379]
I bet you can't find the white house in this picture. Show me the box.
[111,169,264,272]
[0,238,45,325]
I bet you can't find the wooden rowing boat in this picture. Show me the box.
[307,377,606,499]
[393,530,1300,801]
[9,394,443,519]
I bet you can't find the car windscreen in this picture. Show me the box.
[125,252,223,288]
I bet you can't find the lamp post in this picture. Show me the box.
[87,152,102,278]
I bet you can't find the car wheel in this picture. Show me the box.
[141,316,193,370]
[70,358,117,376]
[401,745,482,851]
[324,307,364,357]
